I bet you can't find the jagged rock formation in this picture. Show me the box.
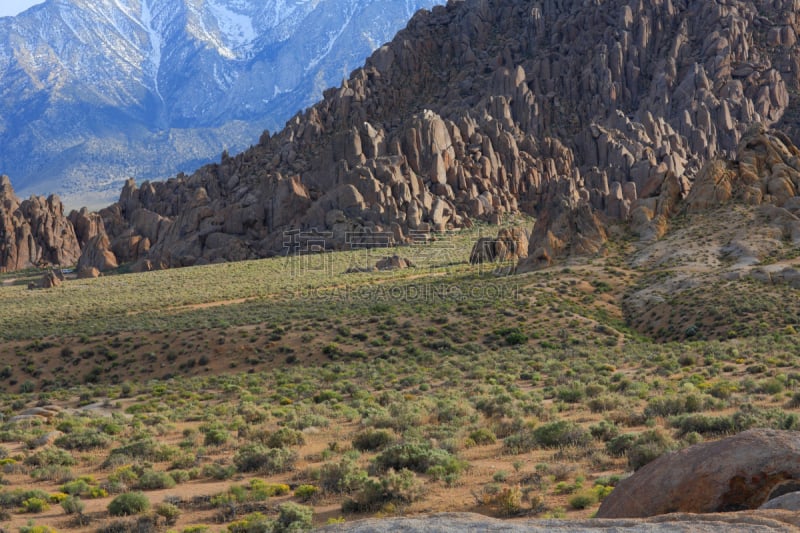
[687,124,800,212]
[77,267,101,280]
[470,228,529,264]
[597,429,800,519]
[28,270,65,290]
[518,202,609,271]
[0,176,80,272]
[70,0,800,271]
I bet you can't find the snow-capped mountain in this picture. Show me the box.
[0,0,443,207]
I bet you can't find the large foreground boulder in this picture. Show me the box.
[597,429,800,518]
[318,511,798,532]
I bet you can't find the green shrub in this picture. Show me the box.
[202,463,236,480]
[19,524,56,533]
[496,327,528,345]
[606,433,636,457]
[644,395,702,418]
[468,428,497,446]
[21,497,50,513]
[274,502,313,533]
[786,391,800,409]
[24,447,76,467]
[0,489,50,508]
[593,474,623,487]
[61,495,85,515]
[266,428,305,449]
[136,469,176,490]
[669,413,735,437]
[587,395,623,413]
[156,502,181,526]
[533,421,591,448]
[342,469,422,512]
[627,430,676,470]
[589,420,619,441]
[60,479,91,496]
[569,492,597,510]
[201,425,230,447]
[234,444,296,474]
[556,385,585,403]
[294,485,319,502]
[108,491,150,516]
[502,427,538,454]
[88,486,107,499]
[319,458,369,494]
[228,512,272,533]
[372,443,465,476]
[250,480,290,498]
[170,469,191,484]
[54,429,111,451]
[108,438,175,462]
[352,429,394,451]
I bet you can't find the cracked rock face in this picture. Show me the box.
[70,0,800,271]
[0,176,80,272]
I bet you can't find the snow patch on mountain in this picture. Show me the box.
[208,0,256,52]
[306,0,358,72]
[140,0,162,98]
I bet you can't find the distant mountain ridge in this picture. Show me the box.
[0,0,443,207]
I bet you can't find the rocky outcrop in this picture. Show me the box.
[77,267,101,279]
[519,201,608,271]
[376,255,415,270]
[0,176,81,272]
[318,511,799,532]
[687,125,800,212]
[76,0,800,272]
[470,228,529,264]
[597,429,800,519]
[68,208,106,248]
[76,234,118,273]
[29,270,64,290]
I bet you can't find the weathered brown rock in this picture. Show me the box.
[518,202,608,271]
[470,228,529,264]
[77,266,101,279]
[68,208,106,248]
[77,233,118,272]
[0,176,81,272]
[597,429,800,518]
[687,125,800,212]
[40,270,62,289]
[375,255,415,270]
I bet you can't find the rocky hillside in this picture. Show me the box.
[63,0,800,272]
[3,0,800,274]
[0,0,442,207]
